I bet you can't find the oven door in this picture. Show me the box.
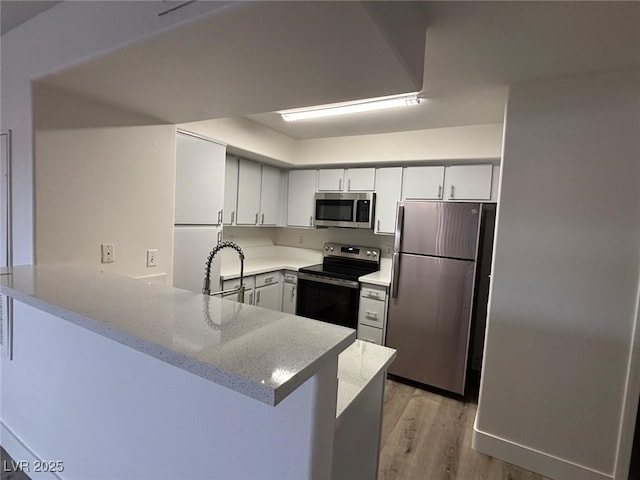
[296,272,359,329]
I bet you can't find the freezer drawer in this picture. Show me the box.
[386,253,475,395]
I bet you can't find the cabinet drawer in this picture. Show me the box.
[283,271,298,284]
[223,275,255,291]
[255,271,281,288]
[360,284,386,301]
[223,288,253,304]
[357,323,384,345]
[358,296,386,328]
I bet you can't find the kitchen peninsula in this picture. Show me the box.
[0,264,395,480]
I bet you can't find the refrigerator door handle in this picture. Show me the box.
[391,252,400,298]
[393,205,404,253]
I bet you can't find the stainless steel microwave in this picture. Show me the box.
[314,192,375,229]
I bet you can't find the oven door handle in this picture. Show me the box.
[298,272,359,289]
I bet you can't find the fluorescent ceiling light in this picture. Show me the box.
[280,93,421,121]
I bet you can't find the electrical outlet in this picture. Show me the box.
[146,249,158,267]
[101,243,114,263]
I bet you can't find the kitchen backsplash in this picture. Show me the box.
[223,226,394,258]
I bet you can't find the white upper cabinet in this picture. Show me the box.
[317,168,375,191]
[346,168,376,191]
[443,164,493,201]
[236,159,262,225]
[317,168,345,191]
[287,170,317,228]
[374,167,403,235]
[259,164,281,226]
[223,155,238,225]
[401,166,445,200]
[174,133,225,225]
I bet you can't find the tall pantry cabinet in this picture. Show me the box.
[173,132,225,293]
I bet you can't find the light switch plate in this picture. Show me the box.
[147,249,158,267]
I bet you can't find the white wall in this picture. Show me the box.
[0,0,226,266]
[474,68,640,480]
[33,85,175,278]
[295,123,503,165]
[181,118,503,167]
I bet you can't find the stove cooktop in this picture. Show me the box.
[298,243,381,282]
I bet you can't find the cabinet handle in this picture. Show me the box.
[218,209,223,224]
[438,185,442,198]
[257,290,261,303]
[377,219,381,232]
[265,276,273,283]
[450,185,455,199]
[309,216,313,227]
[249,292,253,304]
[339,178,343,190]
[217,231,222,244]
[255,212,259,225]
[367,291,379,298]
[291,287,296,299]
[366,311,378,319]
[231,211,235,224]
[348,178,351,190]
[261,213,265,225]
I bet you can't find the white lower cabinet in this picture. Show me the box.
[255,282,281,310]
[222,272,283,310]
[255,271,282,311]
[222,276,255,304]
[357,283,388,345]
[282,271,298,314]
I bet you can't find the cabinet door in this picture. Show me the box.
[175,133,225,224]
[317,168,345,191]
[259,165,281,225]
[374,167,402,234]
[401,166,445,200]
[223,155,238,225]
[236,159,262,225]
[443,164,493,200]
[173,226,221,293]
[282,282,297,314]
[255,283,282,311]
[287,170,317,227]
[346,168,375,191]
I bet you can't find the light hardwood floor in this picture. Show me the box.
[378,379,551,480]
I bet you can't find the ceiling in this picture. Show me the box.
[12,1,640,140]
[0,1,60,35]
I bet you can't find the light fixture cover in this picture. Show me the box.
[280,93,421,121]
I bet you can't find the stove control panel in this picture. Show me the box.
[322,243,381,263]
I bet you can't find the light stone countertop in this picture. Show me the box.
[0,264,355,407]
[220,245,323,280]
[221,247,393,287]
[336,340,396,419]
[358,257,392,287]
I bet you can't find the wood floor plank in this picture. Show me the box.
[378,379,550,480]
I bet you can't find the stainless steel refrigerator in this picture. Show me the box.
[386,201,492,395]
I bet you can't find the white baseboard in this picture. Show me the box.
[472,423,613,480]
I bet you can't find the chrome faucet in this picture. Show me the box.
[202,241,245,302]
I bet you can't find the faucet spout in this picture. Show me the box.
[203,241,245,299]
